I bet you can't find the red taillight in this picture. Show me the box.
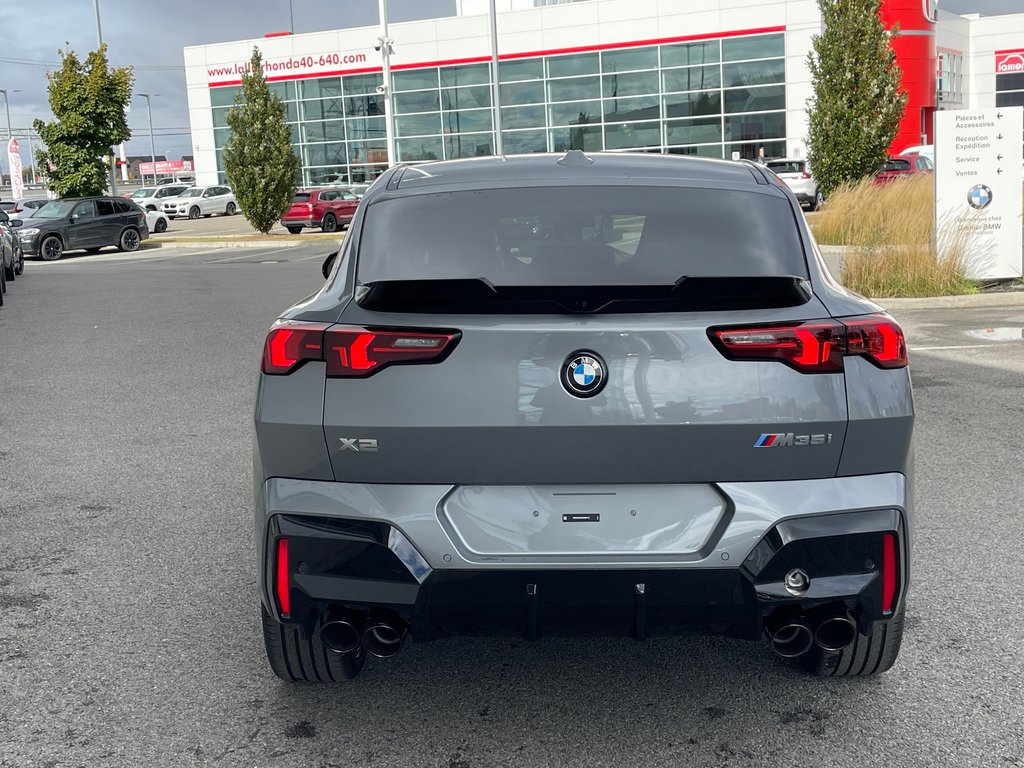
[711,321,846,373]
[261,323,459,377]
[801,170,812,179]
[275,538,291,617]
[881,532,897,613]
[844,316,908,368]
[709,314,907,373]
[261,321,329,374]
[325,327,459,377]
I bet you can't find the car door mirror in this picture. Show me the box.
[322,251,338,280]
[10,219,22,227]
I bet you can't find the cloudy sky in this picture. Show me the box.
[0,0,1016,166]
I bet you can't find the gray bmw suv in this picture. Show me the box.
[254,152,912,682]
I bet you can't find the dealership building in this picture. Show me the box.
[182,0,1024,187]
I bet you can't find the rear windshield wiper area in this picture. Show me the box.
[355,276,812,314]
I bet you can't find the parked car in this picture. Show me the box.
[899,144,933,162]
[156,176,195,186]
[12,199,48,219]
[128,185,189,212]
[873,153,933,185]
[348,183,370,199]
[17,197,149,261]
[281,188,359,234]
[0,208,25,289]
[146,209,170,234]
[255,152,913,682]
[162,186,237,219]
[765,158,824,210]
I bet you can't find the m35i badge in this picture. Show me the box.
[560,351,607,398]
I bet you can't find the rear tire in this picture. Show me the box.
[321,214,337,233]
[14,249,24,275]
[225,202,236,216]
[261,606,364,683]
[812,190,825,212]
[799,606,905,677]
[4,260,14,281]
[286,226,303,235]
[118,229,141,253]
[154,218,167,234]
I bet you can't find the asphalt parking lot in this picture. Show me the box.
[0,247,1022,767]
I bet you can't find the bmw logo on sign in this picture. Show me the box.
[967,184,993,210]
[561,351,607,398]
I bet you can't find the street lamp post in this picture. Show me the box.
[377,0,396,169]
[93,0,118,195]
[138,93,159,186]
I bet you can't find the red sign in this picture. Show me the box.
[996,49,1024,74]
[139,159,194,175]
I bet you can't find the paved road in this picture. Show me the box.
[1,250,1022,767]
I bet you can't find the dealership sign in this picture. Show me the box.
[139,159,194,176]
[996,49,1024,73]
[935,107,1024,279]
[7,138,23,200]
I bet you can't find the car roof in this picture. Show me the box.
[390,152,770,194]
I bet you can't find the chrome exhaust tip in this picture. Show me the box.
[321,618,363,655]
[361,621,406,658]
[767,617,815,658]
[814,613,858,652]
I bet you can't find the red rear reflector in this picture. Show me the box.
[261,321,329,374]
[844,315,908,368]
[324,327,460,377]
[709,314,907,373]
[275,538,291,617]
[881,532,897,613]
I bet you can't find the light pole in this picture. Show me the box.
[488,0,503,155]
[93,0,118,195]
[377,0,396,169]
[0,88,19,194]
[137,93,159,186]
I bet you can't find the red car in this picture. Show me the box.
[281,188,359,234]
[873,152,933,185]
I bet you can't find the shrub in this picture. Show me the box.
[809,175,977,298]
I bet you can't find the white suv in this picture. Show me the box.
[128,185,190,212]
[162,186,237,219]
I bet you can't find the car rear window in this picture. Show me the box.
[292,193,311,203]
[767,161,805,174]
[881,159,912,172]
[357,186,807,286]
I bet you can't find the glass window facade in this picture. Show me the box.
[208,32,788,185]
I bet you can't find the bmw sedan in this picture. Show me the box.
[254,152,913,682]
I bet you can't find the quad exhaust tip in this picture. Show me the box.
[361,620,407,658]
[321,618,363,655]
[813,614,858,652]
[767,617,815,658]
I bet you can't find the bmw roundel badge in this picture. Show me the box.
[560,351,607,398]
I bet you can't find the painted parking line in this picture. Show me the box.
[205,247,294,263]
[911,343,1021,351]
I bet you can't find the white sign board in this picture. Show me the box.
[935,107,1024,280]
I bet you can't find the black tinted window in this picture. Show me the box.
[74,201,96,219]
[96,199,116,216]
[881,159,911,172]
[293,193,311,203]
[113,199,132,213]
[767,161,805,174]
[358,186,806,285]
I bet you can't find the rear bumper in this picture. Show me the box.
[281,218,318,228]
[258,474,910,641]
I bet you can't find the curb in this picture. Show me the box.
[143,239,334,250]
[875,291,1024,310]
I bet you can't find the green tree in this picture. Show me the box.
[223,48,300,234]
[34,44,133,198]
[806,0,907,196]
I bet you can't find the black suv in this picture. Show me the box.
[18,197,149,261]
